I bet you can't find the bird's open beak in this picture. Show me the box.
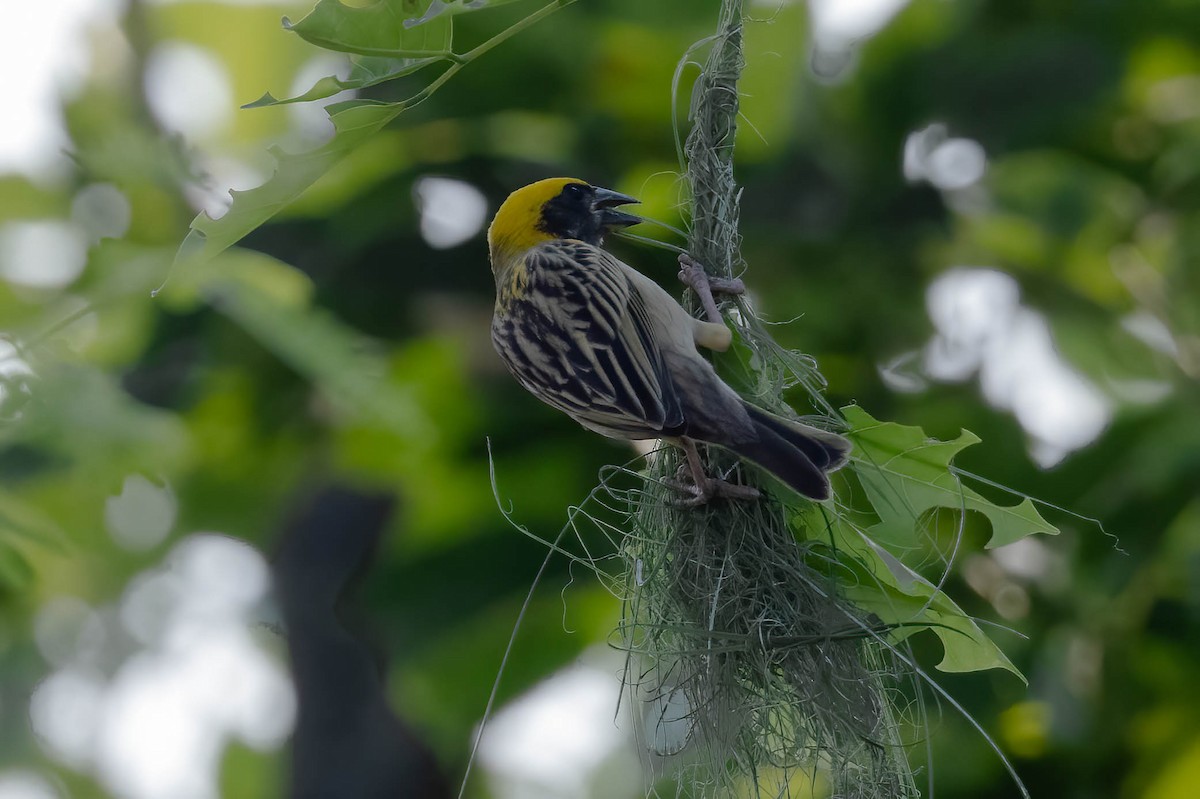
[592,186,641,228]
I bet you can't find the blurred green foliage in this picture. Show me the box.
[1,0,1198,797]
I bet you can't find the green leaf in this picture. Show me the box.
[176,0,571,268]
[246,1,457,108]
[845,531,1022,679]
[244,55,443,108]
[799,506,1023,680]
[842,405,1060,549]
[284,0,453,57]
[795,405,1058,679]
[177,99,407,268]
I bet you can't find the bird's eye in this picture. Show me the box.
[563,183,586,197]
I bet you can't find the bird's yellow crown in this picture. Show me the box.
[488,177,587,268]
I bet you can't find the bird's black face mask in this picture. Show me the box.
[537,183,640,245]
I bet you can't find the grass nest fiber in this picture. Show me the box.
[615,1,922,795]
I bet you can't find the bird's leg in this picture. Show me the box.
[678,253,746,325]
[667,437,760,507]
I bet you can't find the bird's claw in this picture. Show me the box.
[708,276,746,295]
[677,254,744,325]
[665,475,761,507]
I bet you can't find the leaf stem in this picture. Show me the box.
[373,0,576,122]
[461,0,577,62]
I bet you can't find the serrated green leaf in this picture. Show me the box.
[844,533,1022,679]
[178,99,407,268]
[284,0,453,57]
[799,506,1023,680]
[842,405,1059,549]
[177,0,571,268]
[244,55,443,108]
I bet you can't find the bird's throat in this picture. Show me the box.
[492,258,529,311]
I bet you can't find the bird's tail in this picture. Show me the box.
[730,403,852,501]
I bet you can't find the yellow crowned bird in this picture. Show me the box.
[488,177,850,503]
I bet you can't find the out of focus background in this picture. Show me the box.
[1,0,1197,797]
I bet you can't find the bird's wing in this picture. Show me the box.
[492,240,685,437]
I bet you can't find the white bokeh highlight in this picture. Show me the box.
[922,268,1112,466]
[904,123,988,191]
[1120,311,1178,358]
[34,596,106,668]
[809,0,910,44]
[30,667,107,768]
[105,475,178,552]
[0,339,36,418]
[71,183,132,243]
[30,534,295,799]
[0,221,88,290]
[991,537,1066,592]
[0,771,61,799]
[415,177,489,249]
[807,0,911,77]
[143,42,234,141]
[0,0,123,181]
[287,55,358,145]
[644,684,693,757]
[187,154,269,221]
[479,659,642,799]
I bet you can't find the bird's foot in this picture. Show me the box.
[678,254,745,324]
[678,254,746,296]
[665,468,761,507]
